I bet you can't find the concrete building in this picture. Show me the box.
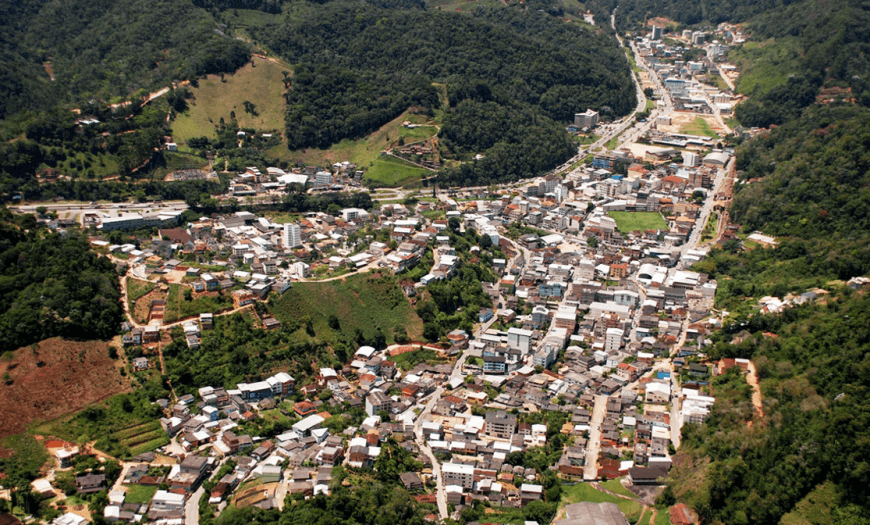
[507,328,533,354]
[574,109,599,129]
[485,410,517,439]
[605,328,623,352]
[442,463,475,490]
[283,223,302,248]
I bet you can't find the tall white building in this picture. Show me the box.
[283,223,302,248]
[605,327,624,352]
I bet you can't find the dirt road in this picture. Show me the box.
[746,361,764,426]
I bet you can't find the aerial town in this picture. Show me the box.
[4,10,863,525]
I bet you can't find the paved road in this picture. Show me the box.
[584,395,608,480]
[186,485,205,525]
[413,387,449,519]
[679,157,733,261]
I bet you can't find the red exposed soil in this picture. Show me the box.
[0,338,131,439]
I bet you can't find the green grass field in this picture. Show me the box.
[124,484,158,504]
[269,110,438,185]
[601,478,639,499]
[154,152,209,178]
[366,155,431,187]
[637,509,653,525]
[172,58,289,145]
[608,211,668,233]
[679,117,720,138]
[263,211,302,224]
[730,38,804,96]
[268,271,424,345]
[560,483,644,521]
[113,421,169,458]
[425,0,504,11]
[654,509,672,525]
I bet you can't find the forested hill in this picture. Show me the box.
[670,290,870,524]
[732,0,870,127]
[0,208,123,351]
[251,0,636,185]
[0,0,250,120]
[676,106,870,525]
[692,105,870,311]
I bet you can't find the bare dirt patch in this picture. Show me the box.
[0,338,131,439]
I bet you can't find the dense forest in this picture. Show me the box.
[0,208,123,352]
[668,290,870,524]
[692,105,870,310]
[252,0,635,184]
[0,0,250,120]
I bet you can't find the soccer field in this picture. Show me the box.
[608,211,668,233]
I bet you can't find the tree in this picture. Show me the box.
[242,101,258,117]
[423,322,440,342]
[327,314,341,331]
[480,234,492,249]
[393,325,409,344]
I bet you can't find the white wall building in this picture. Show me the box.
[283,223,302,248]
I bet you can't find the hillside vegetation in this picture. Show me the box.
[669,290,870,524]
[0,0,250,120]
[252,0,635,185]
[693,105,870,311]
[172,58,289,146]
[0,209,123,351]
[733,0,870,127]
[267,271,424,350]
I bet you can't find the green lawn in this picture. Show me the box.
[560,483,643,521]
[602,477,639,499]
[399,125,438,142]
[637,509,653,525]
[270,110,435,172]
[267,270,423,345]
[608,211,668,233]
[654,509,672,525]
[124,484,158,504]
[171,58,289,146]
[153,152,209,178]
[390,349,451,371]
[365,155,431,188]
[263,211,303,224]
[679,117,720,138]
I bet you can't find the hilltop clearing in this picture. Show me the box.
[172,57,289,146]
